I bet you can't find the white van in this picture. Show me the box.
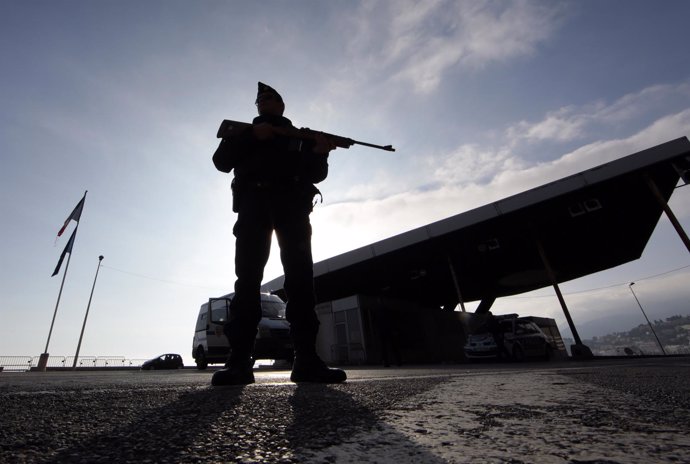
[192,292,293,369]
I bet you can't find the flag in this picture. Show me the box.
[52,228,76,277]
[57,193,86,237]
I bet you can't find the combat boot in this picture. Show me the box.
[290,354,347,383]
[211,358,255,386]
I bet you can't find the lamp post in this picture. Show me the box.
[628,282,666,355]
[72,255,104,369]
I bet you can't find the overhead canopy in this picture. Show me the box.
[263,137,690,310]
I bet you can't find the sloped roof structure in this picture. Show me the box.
[263,137,690,312]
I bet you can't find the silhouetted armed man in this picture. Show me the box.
[211,82,346,385]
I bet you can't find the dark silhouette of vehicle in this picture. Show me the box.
[141,353,184,370]
[464,315,553,361]
[192,293,293,370]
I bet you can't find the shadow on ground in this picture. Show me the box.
[0,377,447,463]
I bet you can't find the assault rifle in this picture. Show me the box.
[216,119,395,152]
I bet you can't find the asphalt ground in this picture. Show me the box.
[1,357,689,463]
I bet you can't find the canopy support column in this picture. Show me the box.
[447,256,466,312]
[644,173,690,254]
[534,236,593,358]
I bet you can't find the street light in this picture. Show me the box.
[628,282,666,355]
[72,255,104,369]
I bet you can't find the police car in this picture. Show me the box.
[464,315,553,361]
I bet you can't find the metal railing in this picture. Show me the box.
[0,356,148,372]
[0,356,34,372]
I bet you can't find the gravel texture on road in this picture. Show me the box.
[311,367,689,463]
[1,358,688,463]
[0,374,445,463]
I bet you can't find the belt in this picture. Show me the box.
[236,176,303,190]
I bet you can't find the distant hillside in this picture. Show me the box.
[576,303,690,339]
[583,314,690,355]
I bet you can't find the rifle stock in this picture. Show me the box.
[217,119,395,152]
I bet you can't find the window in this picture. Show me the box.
[568,198,602,217]
[211,300,230,323]
[262,300,286,319]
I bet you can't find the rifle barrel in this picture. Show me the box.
[217,119,395,151]
[353,140,396,152]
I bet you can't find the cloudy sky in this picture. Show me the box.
[2,1,690,363]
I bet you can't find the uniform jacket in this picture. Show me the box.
[212,115,329,185]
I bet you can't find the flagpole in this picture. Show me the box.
[38,223,80,371]
[45,236,74,351]
[73,255,103,369]
[38,190,87,372]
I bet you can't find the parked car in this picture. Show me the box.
[141,353,184,370]
[464,315,553,361]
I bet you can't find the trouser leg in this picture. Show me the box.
[275,213,319,357]
[274,199,346,384]
[225,209,272,365]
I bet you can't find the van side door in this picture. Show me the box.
[207,298,232,359]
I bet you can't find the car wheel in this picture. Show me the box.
[195,347,208,370]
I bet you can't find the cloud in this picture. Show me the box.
[508,107,590,143]
[391,1,564,93]
[341,0,565,95]
[426,82,690,191]
[598,82,690,124]
[456,1,561,66]
[508,82,690,144]
[432,144,521,184]
[492,109,690,200]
